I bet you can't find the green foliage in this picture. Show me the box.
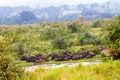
[106,16,120,59]
[67,22,81,33]
[107,16,120,43]
[67,45,95,53]
[67,46,83,52]
[0,16,119,80]
[77,32,96,46]
[92,20,102,28]
[0,20,106,57]
[43,27,57,40]
[52,37,68,49]
[0,55,24,80]
[12,43,25,56]
[0,35,12,54]
[0,35,24,80]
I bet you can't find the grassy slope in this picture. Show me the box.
[0,23,104,66]
[15,27,103,66]
[0,23,103,55]
[90,28,102,36]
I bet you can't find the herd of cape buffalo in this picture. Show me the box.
[21,51,96,63]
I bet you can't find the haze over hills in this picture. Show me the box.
[0,0,108,8]
[107,0,120,10]
[0,0,120,25]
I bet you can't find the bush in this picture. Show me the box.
[77,32,96,46]
[92,19,105,28]
[52,37,68,49]
[67,22,81,33]
[12,43,25,56]
[0,34,24,80]
[0,55,24,80]
[105,16,120,59]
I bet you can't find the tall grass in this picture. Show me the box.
[23,60,120,80]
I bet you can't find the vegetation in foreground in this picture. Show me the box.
[0,16,120,80]
[0,55,24,80]
[23,60,120,80]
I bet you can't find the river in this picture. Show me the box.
[24,60,102,72]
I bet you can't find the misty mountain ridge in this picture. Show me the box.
[0,0,120,25]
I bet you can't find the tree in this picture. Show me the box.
[0,55,24,80]
[106,16,120,59]
[67,22,81,33]
[0,35,24,80]
[52,37,67,49]
[107,16,120,43]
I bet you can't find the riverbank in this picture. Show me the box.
[25,60,102,72]
[22,60,120,80]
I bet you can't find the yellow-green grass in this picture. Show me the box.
[16,61,34,67]
[90,28,102,36]
[22,60,120,80]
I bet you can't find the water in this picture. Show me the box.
[24,60,102,72]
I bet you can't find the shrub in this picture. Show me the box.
[67,22,81,33]
[0,55,24,80]
[105,16,120,59]
[77,32,96,46]
[12,43,25,56]
[52,37,68,49]
[0,34,24,80]
[92,19,105,28]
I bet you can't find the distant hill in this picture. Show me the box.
[0,0,120,25]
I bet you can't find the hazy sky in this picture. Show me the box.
[0,0,108,8]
